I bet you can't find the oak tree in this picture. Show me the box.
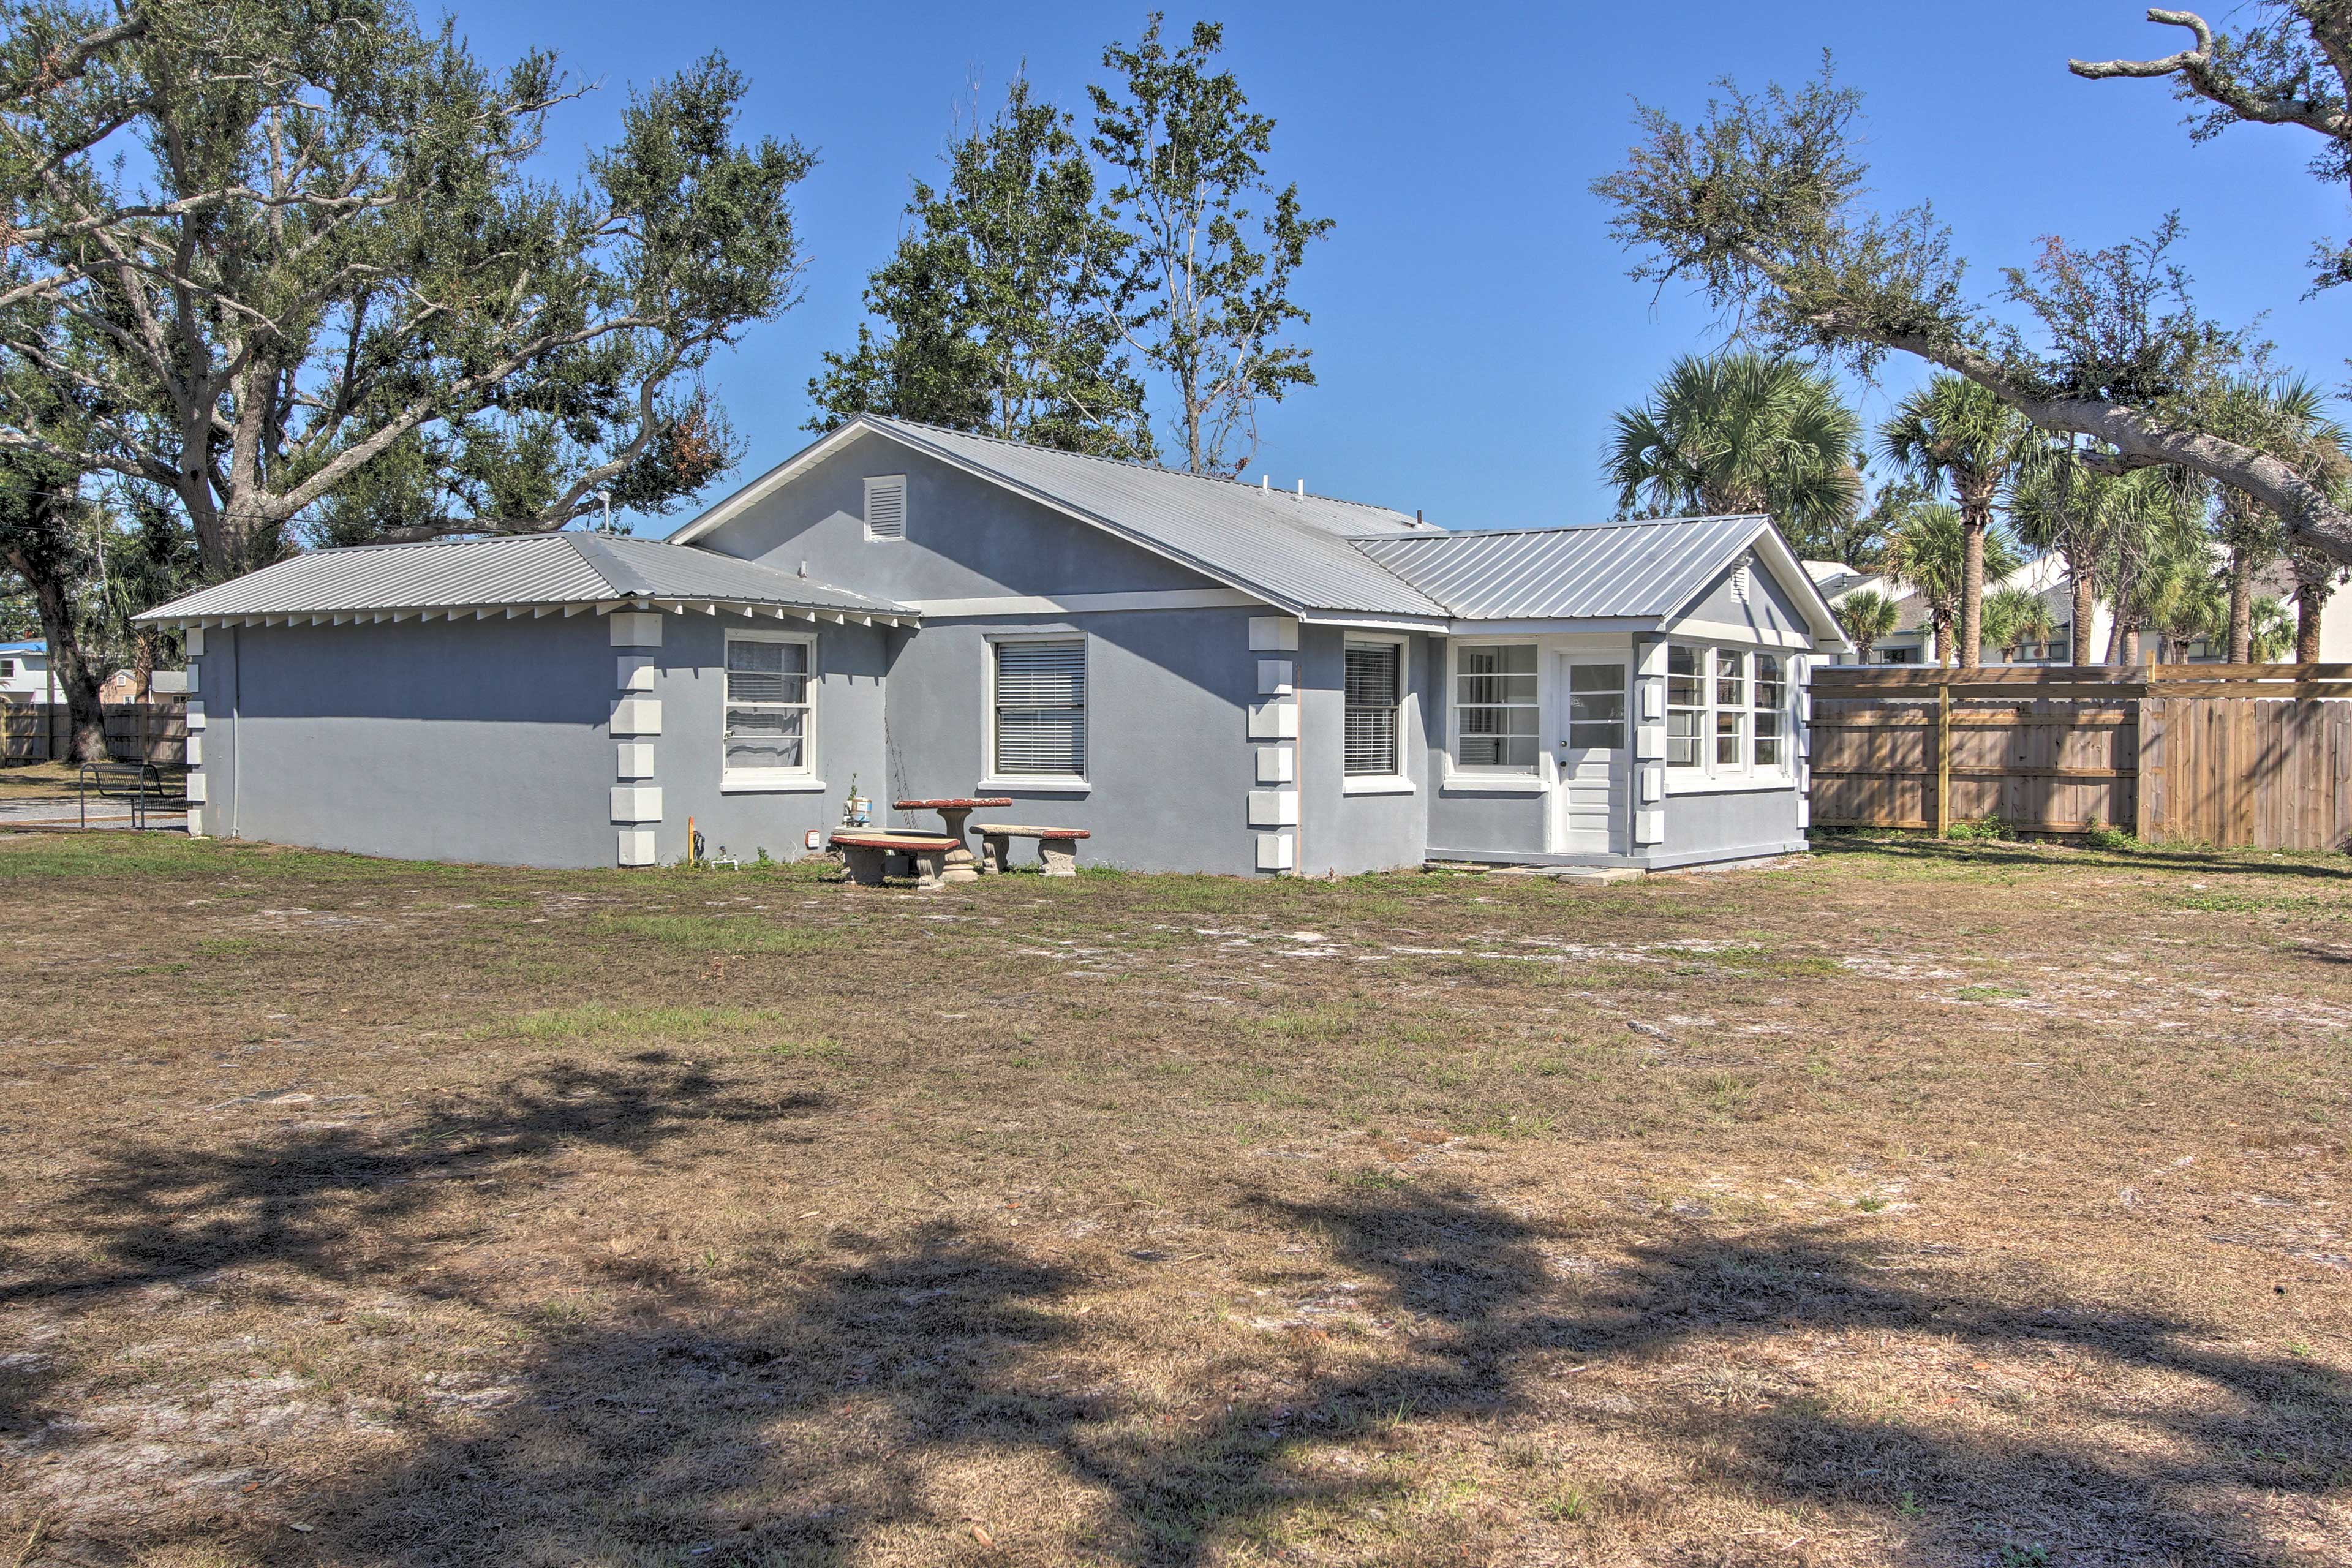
[2,0,811,578]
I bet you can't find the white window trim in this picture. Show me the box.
[1444,637,1542,784]
[1343,633,1414,794]
[984,630,1090,790]
[1663,640,1794,795]
[722,628,817,790]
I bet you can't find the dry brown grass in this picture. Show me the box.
[1,831,2347,1567]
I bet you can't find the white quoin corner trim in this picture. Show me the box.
[1248,615,1300,652]
[609,611,665,648]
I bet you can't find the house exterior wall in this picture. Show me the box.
[1419,622,1813,869]
[186,617,617,867]
[1657,785,1807,865]
[876,605,1266,874]
[646,612,893,867]
[0,645,48,698]
[1294,625,1433,876]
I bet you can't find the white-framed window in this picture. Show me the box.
[1753,654,1784,769]
[1668,644,1791,780]
[991,636,1086,781]
[1666,644,1705,767]
[1451,644,1539,774]
[1344,638,1405,777]
[1566,662,1627,749]
[1713,649,1746,767]
[863,474,907,540]
[0,660,13,679]
[723,631,815,785]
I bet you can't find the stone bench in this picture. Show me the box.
[971,824,1091,877]
[829,831,959,889]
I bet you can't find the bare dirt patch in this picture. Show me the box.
[1,833,2346,1566]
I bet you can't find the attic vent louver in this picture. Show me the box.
[1732,561,1752,604]
[864,475,907,540]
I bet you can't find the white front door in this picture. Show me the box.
[1551,656,1628,854]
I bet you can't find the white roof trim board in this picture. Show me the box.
[673,415,1845,639]
[136,532,918,628]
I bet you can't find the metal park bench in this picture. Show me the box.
[828,830,960,889]
[971,824,1090,877]
[78,761,168,830]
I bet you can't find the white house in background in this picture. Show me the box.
[1809,556,2352,666]
[0,640,49,697]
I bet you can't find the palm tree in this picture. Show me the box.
[1882,502,2024,666]
[2250,595,2295,663]
[2146,555,2227,663]
[1981,584,2056,662]
[1605,352,1863,553]
[2197,374,2348,662]
[2008,440,2108,665]
[1879,374,2031,668]
[2098,470,2211,664]
[2288,542,2348,663]
[1833,588,1899,662]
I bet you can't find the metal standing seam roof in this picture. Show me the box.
[677,415,1453,620]
[1348,514,1774,621]
[135,532,914,625]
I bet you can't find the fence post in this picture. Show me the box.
[2134,698,2156,842]
[1934,677,1952,837]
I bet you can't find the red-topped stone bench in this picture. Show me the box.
[829,831,959,889]
[971,824,1091,877]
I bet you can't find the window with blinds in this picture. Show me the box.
[1344,640,1401,776]
[723,635,812,778]
[993,638,1085,777]
[863,474,907,540]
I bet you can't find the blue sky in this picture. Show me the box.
[444,1,2351,532]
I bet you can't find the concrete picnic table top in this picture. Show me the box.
[892,797,1014,810]
[830,830,959,850]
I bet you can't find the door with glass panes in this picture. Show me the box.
[1550,656,1628,854]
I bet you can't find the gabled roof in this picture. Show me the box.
[0,640,44,654]
[673,417,1847,641]
[672,415,1450,621]
[1352,515,1781,622]
[136,532,915,627]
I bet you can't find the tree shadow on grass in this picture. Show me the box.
[269,1185,2346,1567]
[1812,832,2352,882]
[0,1057,823,1305]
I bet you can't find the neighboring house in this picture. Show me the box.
[0,640,49,699]
[137,417,1849,875]
[1815,552,2352,666]
[98,668,190,703]
[1813,555,2106,666]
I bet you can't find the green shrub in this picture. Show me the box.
[1942,815,2012,842]
[2082,820,2135,852]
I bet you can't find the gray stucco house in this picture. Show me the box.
[138,416,1849,875]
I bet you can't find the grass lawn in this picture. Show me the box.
[1,832,2347,1567]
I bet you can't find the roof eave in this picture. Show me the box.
[139,596,921,630]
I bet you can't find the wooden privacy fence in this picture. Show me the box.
[1809,664,2352,851]
[0,697,188,766]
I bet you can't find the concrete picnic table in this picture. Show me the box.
[891,796,1011,885]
